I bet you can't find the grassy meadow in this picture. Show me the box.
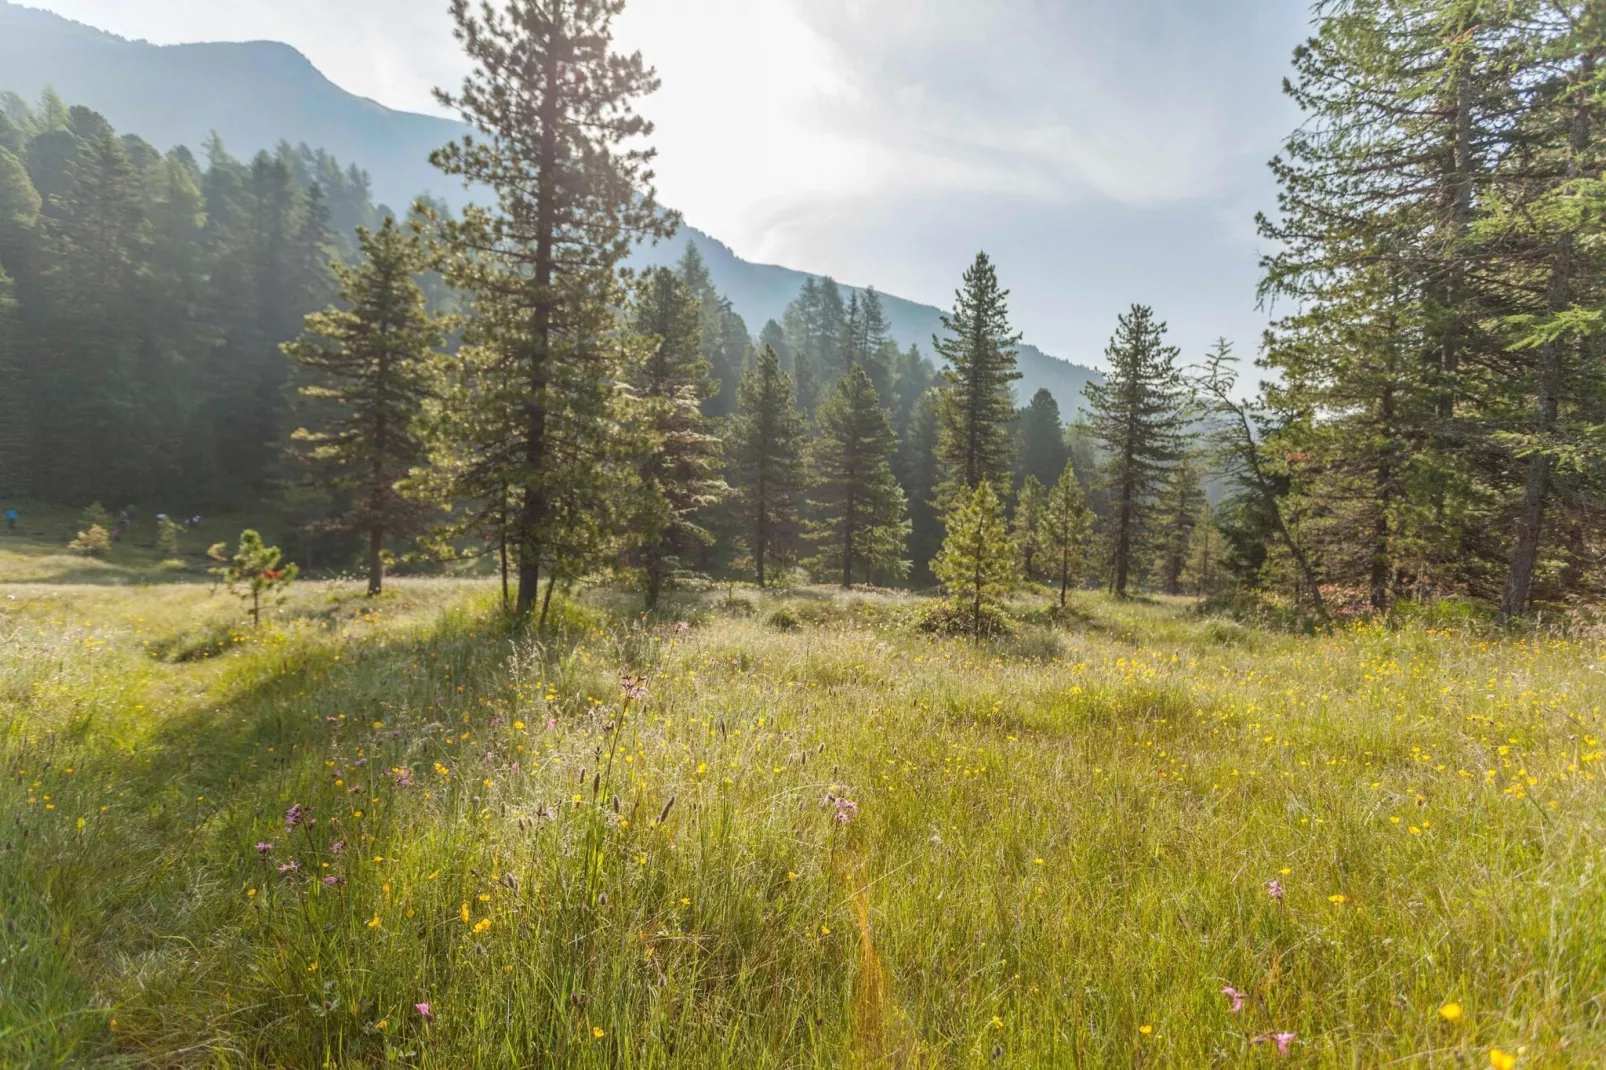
[2,538,1605,1066]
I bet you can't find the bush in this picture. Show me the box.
[996,625,1065,661]
[68,524,111,557]
[1203,619,1253,646]
[721,594,757,618]
[767,607,801,632]
[156,516,182,556]
[915,600,1015,639]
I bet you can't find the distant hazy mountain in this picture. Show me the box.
[0,0,1100,409]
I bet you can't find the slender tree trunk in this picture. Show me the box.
[539,575,557,633]
[646,551,663,612]
[499,532,509,613]
[755,472,768,588]
[516,46,561,620]
[1114,481,1133,597]
[1500,340,1563,619]
[1501,58,1591,621]
[367,525,384,597]
[1059,541,1069,607]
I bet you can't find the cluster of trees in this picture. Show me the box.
[0,87,406,508]
[6,0,1598,624]
[1248,0,1606,619]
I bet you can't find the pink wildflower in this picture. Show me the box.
[415,1002,432,1021]
[1252,1032,1296,1056]
[254,841,274,855]
[1266,879,1284,902]
[277,860,300,874]
[1222,986,1245,1013]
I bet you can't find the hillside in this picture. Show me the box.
[0,0,1100,408]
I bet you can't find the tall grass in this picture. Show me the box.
[2,579,1603,1066]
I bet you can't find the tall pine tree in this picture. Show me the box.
[808,367,909,587]
[1083,304,1190,596]
[933,252,1022,512]
[622,266,724,609]
[1043,461,1091,607]
[282,217,443,596]
[728,345,807,588]
[432,0,673,617]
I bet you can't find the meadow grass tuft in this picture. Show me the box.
[2,574,1604,1066]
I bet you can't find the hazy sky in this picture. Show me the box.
[21,0,1312,369]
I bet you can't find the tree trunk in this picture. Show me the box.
[1500,57,1591,621]
[516,45,561,620]
[646,552,663,612]
[367,525,384,597]
[539,575,557,633]
[499,532,509,613]
[1114,482,1133,597]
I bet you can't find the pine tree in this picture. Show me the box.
[898,387,944,583]
[782,276,846,414]
[1196,340,1328,618]
[0,263,19,496]
[432,0,673,618]
[728,344,807,587]
[1083,304,1190,596]
[1042,461,1091,607]
[808,367,909,587]
[622,266,725,609]
[1154,456,1206,596]
[1012,475,1047,580]
[889,343,936,437]
[933,252,1022,511]
[934,480,1019,641]
[1489,4,1606,619]
[1015,388,1067,490]
[282,217,443,596]
[837,286,893,401]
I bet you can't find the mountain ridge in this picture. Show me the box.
[0,0,1101,409]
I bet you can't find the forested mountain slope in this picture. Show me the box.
[0,0,1099,407]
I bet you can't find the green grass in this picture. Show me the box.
[2,564,1604,1066]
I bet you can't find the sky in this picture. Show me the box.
[20,0,1313,370]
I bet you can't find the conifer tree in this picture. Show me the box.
[431,0,673,617]
[1083,304,1190,596]
[1015,388,1067,490]
[1042,461,1091,607]
[622,266,724,609]
[808,367,909,587]
[783,276,846,414]
[1489,4,1606,619]
[898,387,944,582]
[933,252,1022,511]
[1154,457,1207,596]
[1012,475,1047,580]
[728,345,806,587]
[1196,340,1328,618]
[889,343,936,437]
[934,480,1018,641]
[838,286,893,401]
[282,217,443,596]
[0,264,19,496]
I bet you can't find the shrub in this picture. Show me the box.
[68,524,111,557]
[915,600,1014,639]
[209,530,299,628]
[156,516,182,556]
[767,607,801,632]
